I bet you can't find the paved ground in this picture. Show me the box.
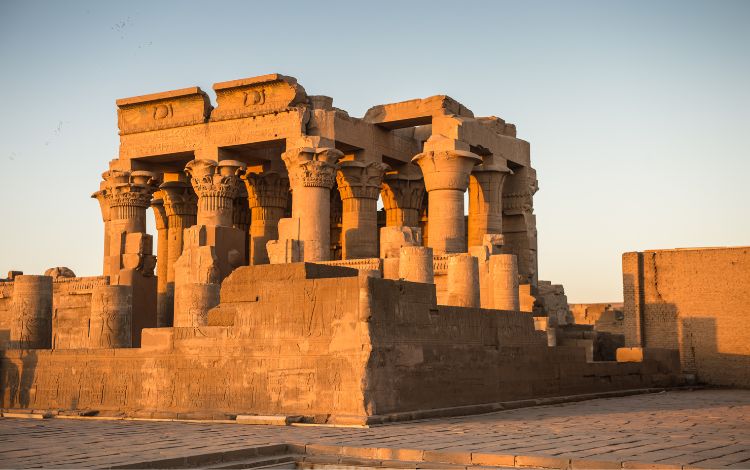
[1,389,749,469]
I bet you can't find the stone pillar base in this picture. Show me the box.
[447,254,480,308]
[399,246,434,284]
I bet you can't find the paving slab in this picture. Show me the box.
[0,389,748,469]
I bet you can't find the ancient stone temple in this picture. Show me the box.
[0,74,683,424]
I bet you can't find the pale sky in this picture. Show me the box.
[0,0,748,302]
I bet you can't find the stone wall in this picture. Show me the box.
[0,276,110,350]
[2,263,683,424]
[622,246,750,388]
[51,276,110,349]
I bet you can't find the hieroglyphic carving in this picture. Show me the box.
[117,87,211,135]
[212,74,307,121]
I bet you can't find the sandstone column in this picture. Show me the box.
[336,161,389,259]
[282,147,342,262]
[188,159,245,227]
[412,150,481,254]
[398,246,434,284]
[91,173,115,275]
[89,285,133,348]
[242,169,290,265]
[175,159,245,327]
[151,192,169,328]
[490,254,520,310]
[10,275,53,349]
[447,254,480,307]
[160,180,198,327]
[233,185,251,265]
[468,160,512,247]
[380,164,425,228]
[94,170,159,347]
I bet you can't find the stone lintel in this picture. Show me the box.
[212,74,308,122]
[363,95,474,129]
[116,87,207,107]
[212,73,299,91]
[117,87,211,135]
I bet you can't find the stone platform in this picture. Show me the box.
[1,389,748,469]
[1,264,683,424]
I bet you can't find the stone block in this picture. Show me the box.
[140,328,174,351]
[379,226,421,259]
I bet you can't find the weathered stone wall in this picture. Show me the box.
[2,263,683,423]
[1,264,369,423]
[570,302,625,336]
[622,247,750,388]
[51,276,109,349]
[364,277,679,416]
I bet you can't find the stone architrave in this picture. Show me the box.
[159,179,198,327]
[468,157,512,248]
[380,163,425,228]
[241,168,290,265]
[89,285,133,348]
[336,161,389,259]
[282,147,342,262]
[10,275,53,349]
[412,150,481,254]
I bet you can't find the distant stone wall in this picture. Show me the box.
[622,247,750,388]
[569,303,625,335]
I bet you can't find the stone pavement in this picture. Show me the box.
[1,389,749,469]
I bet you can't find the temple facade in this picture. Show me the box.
[93,73,539,330]
[0,74,686,423]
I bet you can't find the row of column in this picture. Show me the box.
[92,148,512,321]
[281,147,512,262]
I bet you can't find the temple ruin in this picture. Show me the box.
[0,74,685,424]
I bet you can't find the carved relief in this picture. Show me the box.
[117,87,211,135]
[212,74,307,121]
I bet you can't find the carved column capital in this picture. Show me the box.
[412,150,482,192]
[242,171,290,209]
[185,159,246,226]
[185,159,245,200]
[336,161,389,200]
[91,189,111,222]
[97,170,160,221]
[160,181,198,218]
[381,166,426,212]
[282,147,342,189]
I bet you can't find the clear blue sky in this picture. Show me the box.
[0,0,748,302]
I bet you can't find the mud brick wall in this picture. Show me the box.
[622,247,750,388]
